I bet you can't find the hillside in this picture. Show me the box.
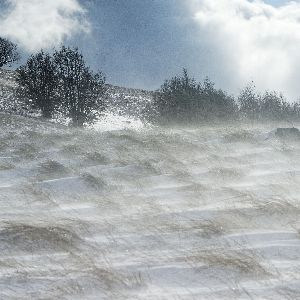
[0,111,300,299]
[1,70,300,299]
[0,69,154,124]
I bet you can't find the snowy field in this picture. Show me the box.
[1,113,300,299]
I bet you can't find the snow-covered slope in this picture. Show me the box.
[104,85,153,119]
[1,112,300,299]
[0,69,154,123]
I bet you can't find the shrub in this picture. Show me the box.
[238,84,300,121]
[154,69,237,124]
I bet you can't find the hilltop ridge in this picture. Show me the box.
[0,69,154,121]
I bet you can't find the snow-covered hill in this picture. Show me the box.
[0,69,154,124]
[0,111,300,299]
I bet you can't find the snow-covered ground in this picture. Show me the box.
[1,112,300,299]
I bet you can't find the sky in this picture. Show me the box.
[0,0,300,100]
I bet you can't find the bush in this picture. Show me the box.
[238,84,300,122]
[200,77,237,120]
[0,37,20,68]
[154,69,300,124]
[154,69,200,122]
[154,69,237,124]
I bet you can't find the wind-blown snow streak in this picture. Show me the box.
[0,112,300,299]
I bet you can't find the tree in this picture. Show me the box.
[260,91,286,120]
[199,77,237,120]
[16,51,58,118]
[238,83,261,120]
[53,46,106,126]
[154,69,202,123]
[154,69,237,124]
[238,83,300,121]
[0,37,20,68]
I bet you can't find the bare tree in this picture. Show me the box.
[0,37,20,68]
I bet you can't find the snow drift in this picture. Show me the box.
[0,110,300,299]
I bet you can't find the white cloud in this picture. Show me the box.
[0,0,90,52]
[188,0,300,100]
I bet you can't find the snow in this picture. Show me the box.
[0,111,300,299]
[92,112,147,132]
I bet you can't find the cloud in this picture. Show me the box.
[188,0,300,100]
[0,0,90,52]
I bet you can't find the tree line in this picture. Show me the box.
[153,69,300,124]
[1,37,300,126]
